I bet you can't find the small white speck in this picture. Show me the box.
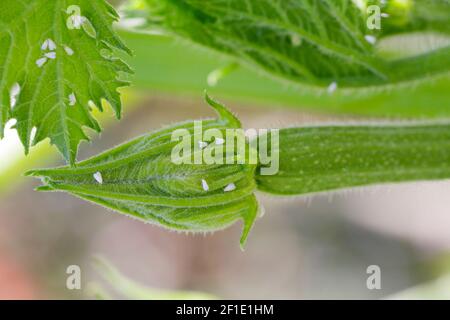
[48,39,56,50]
[10,83,20,96]
[45,52,56,59]
[10,83,20,108]
[11,83,20,97]
[381,13,389,18]
[29,126,37,147]
[36,57,47,68]
[215,137,225,145]
[327,81,338,94]
[10,97,17,109]
[41,39,49,50]
[198,141,208,149]
[41,39,56,51]
[93,172,103,184]
[207,73,219,87]
[64,46,74,56]
[201,179,209,191]
[68,93,76,106]
[290,34,302,47]
[364,35,377,45]
[224,183,236,192]
[71,15,86,29]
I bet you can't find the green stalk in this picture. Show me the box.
[256,123,450,195]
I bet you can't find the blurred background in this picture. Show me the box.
[1,1,450,299]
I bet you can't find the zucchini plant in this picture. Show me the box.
[1,0,450,247]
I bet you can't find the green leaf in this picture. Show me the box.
[256,123,450,195]
[117,31,450,119]
[141,0,450,89]
[0,0,132,164]
[90,256,217,300]
[26,94,259,249]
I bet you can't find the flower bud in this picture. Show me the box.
[27,94,259,248]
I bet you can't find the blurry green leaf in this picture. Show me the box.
[0,0,132,164]
[387,274,450,300]
[117,31,450,119]
[382,0,450,35]
[91,256,217,300]
[141,0,450,89]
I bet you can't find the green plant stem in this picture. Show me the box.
[256,123,450,195]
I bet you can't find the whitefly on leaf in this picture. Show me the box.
[26,95,259,249]
[0,0,133,165]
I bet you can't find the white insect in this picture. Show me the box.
[41,40,48,51]
[224,183,236,192]
[381,13,389,18]
[36,57,47,68]
[364,35,377,45]
[64,46,74,56]
[215,137,225,145]
[93,172,103,184]
[327,81,338,94]
[45,52,56,59]
[68,93,76,106]
[10,83,20,96]
[201,179,209,191]
[71,15,86,29]
[198,141,208,149]
[10,83,20,108]
[41,39,56,51]
[48,39,56,50]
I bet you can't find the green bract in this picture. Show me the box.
[0,0,132,164]
[26,95,259,249]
